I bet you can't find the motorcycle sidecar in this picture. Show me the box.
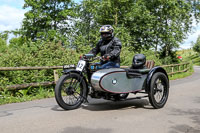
[91,68,148,93]
[91,54,169,109]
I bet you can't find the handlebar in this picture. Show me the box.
[81,54,108,62]
[82,56,102,62]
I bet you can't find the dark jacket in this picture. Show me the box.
[89,37,122,64]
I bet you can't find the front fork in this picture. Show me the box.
[63,69,90,103]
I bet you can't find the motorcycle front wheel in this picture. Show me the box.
[55,72,87,110]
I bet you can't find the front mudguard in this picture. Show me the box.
[145,66,169,93]
[62,69,89,96]
[63,68,81,75]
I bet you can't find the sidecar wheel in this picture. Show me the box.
[113,93,129,101]
[148,72,169,109]
[55,73,87,110]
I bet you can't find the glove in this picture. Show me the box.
[102,54,110,61]
[80,54,86,59]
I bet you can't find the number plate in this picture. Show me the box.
[63,64,75,69]
[76,60,86,71]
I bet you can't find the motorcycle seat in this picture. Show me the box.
[125,68,150,78]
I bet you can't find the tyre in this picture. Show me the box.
[55,73,87,110]
[113,93,129,101]
[148,72,169,109]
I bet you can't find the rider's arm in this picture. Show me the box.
[88,41,101,56]
[109,38,122,59]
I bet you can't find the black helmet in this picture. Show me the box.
[99,25,114,40]
[131,54,146,69]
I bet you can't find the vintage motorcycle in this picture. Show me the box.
[55,54,169,110]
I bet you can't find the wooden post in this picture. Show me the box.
[53,69,59,83]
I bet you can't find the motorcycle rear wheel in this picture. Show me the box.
[55,73,87,110]
[148,72,169,109]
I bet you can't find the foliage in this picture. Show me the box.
[176,49,200,66]
[19,0,200,60]
[0,87,54,105]
[0,31,9,41]
[169,62,194,80]
[0,38,7,53]
[188,54,200,66]
[193,35,200,54]
[0,41,80,88]
[0,31,9,53]
[85,0,197,54]
[22,0,75,43]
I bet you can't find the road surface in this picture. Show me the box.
[0,66,200,133]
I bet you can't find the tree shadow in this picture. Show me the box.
[194,96,200,104]
[169,124,200,133]
[0,111,13,117]
[169,107,200,133]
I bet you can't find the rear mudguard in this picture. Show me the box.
[145,66,169,93]
[62,69,89,96]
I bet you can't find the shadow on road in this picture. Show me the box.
[194,96,200,104]
[61,126,112,133]
[169,107,200,133]
[51,105,69,111]
[51,98,154,111]
[169,124,200,133]
[81,98,153,111]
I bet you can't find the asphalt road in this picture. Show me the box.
[0,66,200,133]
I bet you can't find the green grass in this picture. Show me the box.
[169,69,194,80]
[0,87,55,105]
[178,49,200,65]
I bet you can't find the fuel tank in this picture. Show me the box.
[91,68,148,93]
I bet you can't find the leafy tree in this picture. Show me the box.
[193,35,200,54]
[19,0,200,61]
[0,38,7,52]
[77,0,199,56]
[70,0,100,49]
[0,31,9,41]
[0,31,9,52]
[22,0,75,43]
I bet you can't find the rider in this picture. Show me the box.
[89,25,122,69]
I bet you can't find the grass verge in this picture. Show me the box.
[0,87,55,105]
[169,70,194,80]
[169,63,194,80]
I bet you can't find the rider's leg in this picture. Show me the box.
[100,61,120,69]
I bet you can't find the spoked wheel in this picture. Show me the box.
[55,73,87,110]
[113,93,129,101]
[148,72,169,109]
